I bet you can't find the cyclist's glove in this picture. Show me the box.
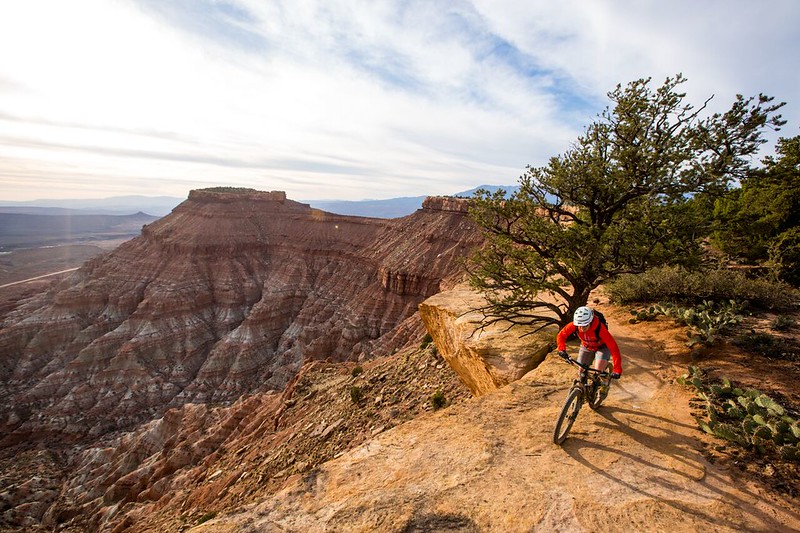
[610,372,621,379]
[557,350,569,360]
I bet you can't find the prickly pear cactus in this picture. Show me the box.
[676,366,799,461]
[780,445,800,461]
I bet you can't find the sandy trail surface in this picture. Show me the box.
[196,308,800,532]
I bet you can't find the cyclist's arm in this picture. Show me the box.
[556,323,576,351]
[599,326,622,375]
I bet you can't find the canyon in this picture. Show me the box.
[0,189,480,445]
[0,188,483,530]
[1,188,798,532]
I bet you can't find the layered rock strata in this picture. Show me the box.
[0,189,481,443]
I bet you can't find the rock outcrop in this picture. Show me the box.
[0,189,482,444]
[421,195,471,213]
[419,288,555,396]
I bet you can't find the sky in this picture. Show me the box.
[0,0,798,202]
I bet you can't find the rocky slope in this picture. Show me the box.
[0,343,470,531]
[8,290,790,533]
[0,189,480,444]
[189,296,800,533]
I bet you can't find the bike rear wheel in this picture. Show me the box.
[553,387,583,445]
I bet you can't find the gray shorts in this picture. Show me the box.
[577,345,611,367]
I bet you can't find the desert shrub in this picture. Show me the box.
[771,315,797,332]
[197,512,217,524]
[351,365,364,378]
[420,333,434,350]
[677,367,800,461]
[607,265,799,310]
[430,390,447,411]
[731,332,799,362]
[349,386,363,404]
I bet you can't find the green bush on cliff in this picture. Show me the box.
[350,386,364,404]
[420,333,434,350]
[430,390,447,411]
[197,512,217,524]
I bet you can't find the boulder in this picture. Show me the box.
[419,288,556,396]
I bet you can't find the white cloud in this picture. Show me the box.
[0,0,797,202]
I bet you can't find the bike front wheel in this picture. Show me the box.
[553,387,583,445]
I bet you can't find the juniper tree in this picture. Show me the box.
[468,75,785,329]
[712,135,800,285]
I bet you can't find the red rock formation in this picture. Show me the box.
[0,189,481,444]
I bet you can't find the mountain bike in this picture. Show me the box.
[553,354,616,445]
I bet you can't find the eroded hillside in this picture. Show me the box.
[0,190,480,445]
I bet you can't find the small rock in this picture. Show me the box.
[320,419,343,439]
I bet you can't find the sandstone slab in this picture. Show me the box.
[418,288,556,396]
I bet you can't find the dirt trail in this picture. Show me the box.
[196,308,800,532]
[0,267,79,289]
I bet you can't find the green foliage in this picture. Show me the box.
[420,333,434,350]
[607,265,799,310]
[467,75,785,328]
[351,365,364,378]
[349,386,363,404]
[771,315,796,331]
[678,367,799,461]
[430,390,447,411]
[712,136,800,285]
[769,226,800,286]
[731,332,799,362]
[197,512,217,524]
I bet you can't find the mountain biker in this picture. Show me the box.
[556,306,622,379]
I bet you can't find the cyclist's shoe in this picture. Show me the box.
[557,350,569,360]
[610,372,621,379]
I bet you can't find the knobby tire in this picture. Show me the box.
[553,387,583,445]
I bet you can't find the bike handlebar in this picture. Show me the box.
[559,353,613,377]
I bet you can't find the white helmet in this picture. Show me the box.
[573,306,594,327]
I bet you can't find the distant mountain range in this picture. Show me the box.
[307,185,519,218]
[0,185,520,219]
[0,195,182,217]
[0,211,158,249]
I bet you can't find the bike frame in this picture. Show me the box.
[565,356,610,397]
[553,355,612,445]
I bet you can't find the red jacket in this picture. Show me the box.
[556,316,622,375]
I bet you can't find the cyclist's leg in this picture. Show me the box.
[593,346,611,372]
[577,346,594,378]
